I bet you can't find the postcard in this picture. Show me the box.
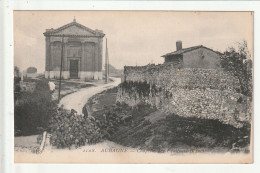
[13,11,253,163]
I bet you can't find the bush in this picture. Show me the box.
[27,67,37,73]
[14,77,21,100]
[48,108,103,148]
[92,106,125,140]
[150,114,251,151]
[14,79,56,136]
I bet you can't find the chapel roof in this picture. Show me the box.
[43,18,105,37]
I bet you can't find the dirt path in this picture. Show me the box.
[59,77,121,114]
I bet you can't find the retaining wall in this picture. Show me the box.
[117,63,251,127]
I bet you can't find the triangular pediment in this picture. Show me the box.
[44,22,104,37]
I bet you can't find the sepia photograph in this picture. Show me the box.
[13,11,253,163]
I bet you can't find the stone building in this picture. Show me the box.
[162,41,222,69]
[43,18,105,80]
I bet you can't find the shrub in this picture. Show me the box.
[14,77,21,100]
[27,67,37,73]
[48,108,103,148]
[14,79,57,136]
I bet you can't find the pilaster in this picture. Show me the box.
[95,42,99,72]
[63,41,68,71]
[45,36,51,71]
[98,38,103,72]
[81,41,85,71]
[50,41,54,71]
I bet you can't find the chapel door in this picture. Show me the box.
[70,60,79,78]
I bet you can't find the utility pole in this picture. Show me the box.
[105,38,109,83]
[58,35,64,102]
[108,47,109,78]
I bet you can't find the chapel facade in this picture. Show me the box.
[43,18,105,80]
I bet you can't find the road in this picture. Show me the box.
[59,77,121,115]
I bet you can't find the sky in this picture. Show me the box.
[14,11,253,73]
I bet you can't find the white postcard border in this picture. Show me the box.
[1,0,260,173]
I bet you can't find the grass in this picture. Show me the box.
[86,87,118,114]
[147,114,250,153]
[14,135,39,153]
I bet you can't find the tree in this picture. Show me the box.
[14,80,57,136]
[27,67,37,73]
[220,40,252,97]
[14,66,20,77]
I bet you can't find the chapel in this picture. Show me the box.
[43,18,105,80]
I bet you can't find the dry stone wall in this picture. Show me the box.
[117,63,251,127]
[124,63,240,92]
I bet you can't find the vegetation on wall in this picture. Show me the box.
[120,81,150,98]
[119,81,168,99]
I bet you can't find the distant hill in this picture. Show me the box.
[103,64,123,77]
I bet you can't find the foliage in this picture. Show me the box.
[149,114,250,152]
[120,81,150,98]
[48,108,102,148]
[91,101,156,146]
[14,66,20,76]
[14,79,56,136]
[14,77,21,100]
[14,67,21,99]
[220,41,252,96]
[27,66,37,73]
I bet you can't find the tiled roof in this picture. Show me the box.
[43,20,105,37]
[161,45,222,57]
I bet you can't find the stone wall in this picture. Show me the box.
[124,63,240,91]
[117,63,251,127]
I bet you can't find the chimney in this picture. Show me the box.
[176,40,182,51]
